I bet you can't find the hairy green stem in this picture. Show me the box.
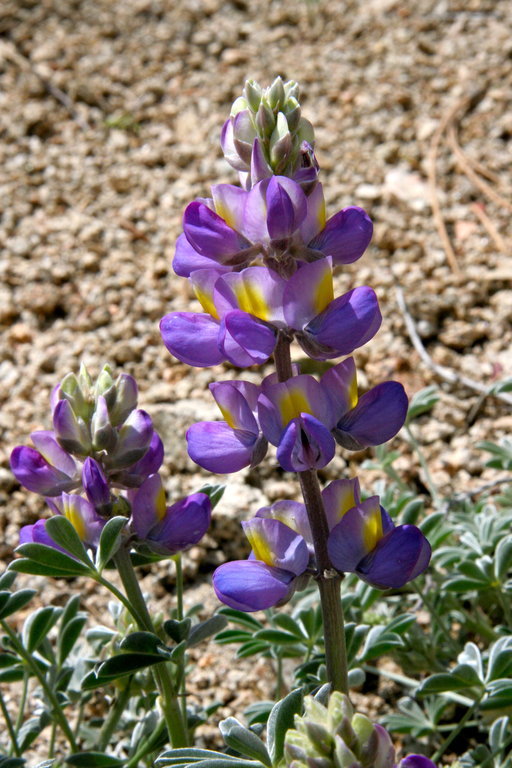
[125,718,166,768]
[432,700,479,762]
[0,619,78,752]
[273,334,348,694]
[0,687,19,756]
[173,553,188,725]
[413,583,459,654]
[14,671,28,736]
[98,680,132,751]
[113,546,189,748]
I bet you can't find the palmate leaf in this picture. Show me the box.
[418,663,484,696]
[10,542,92,578]
[0,589,37,620]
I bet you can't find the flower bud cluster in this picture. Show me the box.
[11,364,211,557]
[284,693,436,768]
[221,77,317,189]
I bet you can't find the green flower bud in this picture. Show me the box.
[91,396,117,453]
[59,372,90,421]
[96,365,117,410]
[244,79,262,113]
[284,98,301,132]
[284,80,300,102]
[231,95,248,117]
[268,76,286,111]
[110,373,138,426]
[284,694,397,768]
[270,112,292,172]
[256,102,276,138]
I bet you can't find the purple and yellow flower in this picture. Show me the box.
[213,478,431,612]
[213,516,310,611]
[326,484,431,589]
[161,257,380,368]
[20,492,105,551]
[129,474,211,556]
[320,357,408,449]
[187,380,267,473]
[173,176,372,278]
[257,374,338,472]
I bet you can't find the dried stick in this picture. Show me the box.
[470,202,508,255]
[447,124,512,214]
[426,87,487,275]
[395,285,512,406]
[0,39,90,132]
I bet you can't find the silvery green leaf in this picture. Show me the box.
[267,687,304,764]
[219,718,271,767]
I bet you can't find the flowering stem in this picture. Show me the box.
[113,546,189,749]
[98,680,132,751]
[0,687,19,756]
[172,553,188,725]
[0,618,78,752]
[299,470,349,694]
[273,335,348,694]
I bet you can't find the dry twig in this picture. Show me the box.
[395,285,512,406]
[470,202,508,255]
[426,86,487,275]
[447,124,512,214]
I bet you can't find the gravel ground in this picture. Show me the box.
[0,0,511,755]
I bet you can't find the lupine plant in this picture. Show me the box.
[1,78,511,768]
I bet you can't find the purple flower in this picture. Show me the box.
[20,493,105,551]
[187,380,267,473]
[398,758,437,768]
[172,177,372,278]
[257,374,338,472]
[11,431,79,496]
[327,493,431,589]
[130,474,211,556]
[321,357,408,449]
[213,516,310,611]
[161,257,380,368]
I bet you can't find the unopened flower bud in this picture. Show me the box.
[53,399,91,456]
[231,95,248,117]
[284,693,398,768]
[256,102,275,139]
[59,372,89,421]
[91,396,117,452]
[284,80,300,102]
[110,373,138,426]
[244,79,262,112]
[95,365,117,409]
[284,98,302,132]
[268,76,286,110]
[82,457,111,512]
[270,112,292,172]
